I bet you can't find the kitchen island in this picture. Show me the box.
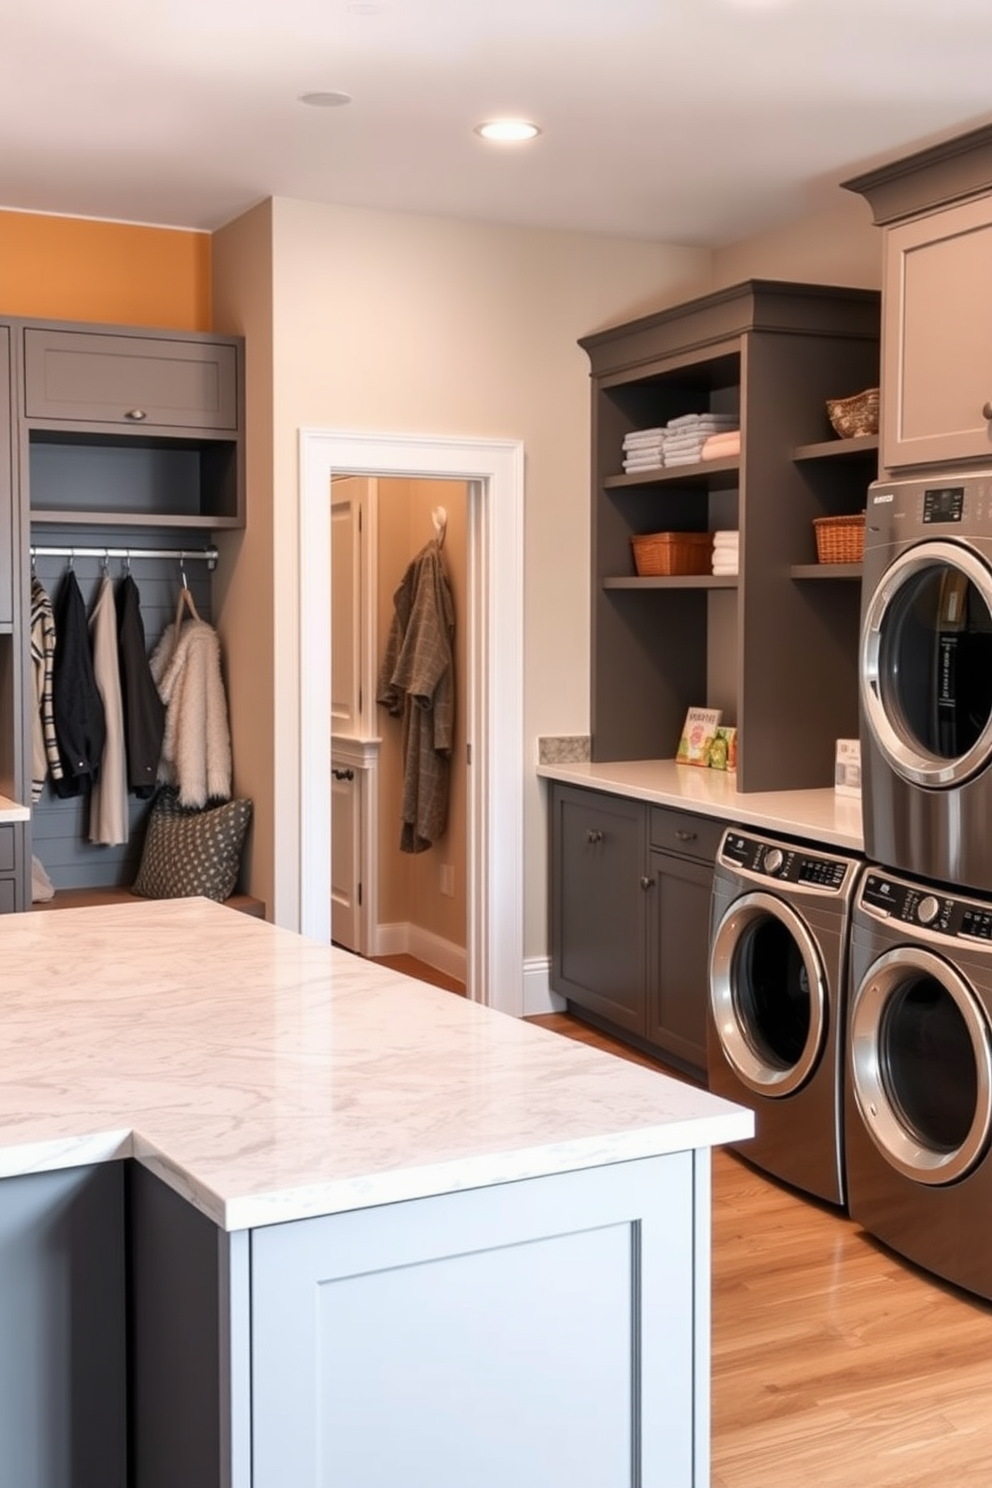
[0,898,750,1488]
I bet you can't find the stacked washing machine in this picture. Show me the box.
[849,468,992,1300]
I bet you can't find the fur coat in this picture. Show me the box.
[150,618,232,808]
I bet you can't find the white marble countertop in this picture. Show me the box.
[537,759,864,852]
[0,898,752,1231]
[0,794,29,823]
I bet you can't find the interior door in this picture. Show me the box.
[331,761,361,951]
[331,476,367,737]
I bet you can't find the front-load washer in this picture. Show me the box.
[846,866,992,1301]
[708,828,862,1207]
[860,469,992,892]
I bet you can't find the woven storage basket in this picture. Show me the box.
[631,530,713,577]
[826,387,879,439]
[813,513,865,564]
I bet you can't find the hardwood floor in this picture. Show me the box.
[529,1010,992,1488]
[369,953,466,996]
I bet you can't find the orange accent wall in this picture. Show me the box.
[0,211,211,329]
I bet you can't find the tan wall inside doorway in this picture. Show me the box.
[376,478,468,955]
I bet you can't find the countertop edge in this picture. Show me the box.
[537,759,865,853]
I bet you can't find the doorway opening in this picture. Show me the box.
[298,431,524,1017]
[330,474,469,992]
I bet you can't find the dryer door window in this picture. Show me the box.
[861,540,992,787]
[849,947,992,1184]
[709,891,826,1097]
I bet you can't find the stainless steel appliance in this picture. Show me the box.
[708,828,861,1206]
[860,470,992,892]
[846,866,992,1300]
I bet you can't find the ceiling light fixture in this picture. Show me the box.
[299,91,353,108]
[474,120,541,143]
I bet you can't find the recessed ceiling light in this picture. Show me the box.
[299,91,353,108]
[474,120,541,143]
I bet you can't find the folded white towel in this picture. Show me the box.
[713,533,739,549]
[623,442,666,457]
[666,411,737,430]
[712,565,738,577]
[664,438,706,454]
[713,529,739,541]
[623,459,663,472]
[664,452,702,467]
[623,427,667,445]
[712,557,739,570]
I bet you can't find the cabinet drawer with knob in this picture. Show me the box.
[649,807,723,864]
[23,327,240,433]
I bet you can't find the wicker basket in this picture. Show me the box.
[826,387,879,440]
[813,513,865,564]
[631,530,713,576]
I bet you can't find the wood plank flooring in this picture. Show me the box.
[531,1010,992,1488]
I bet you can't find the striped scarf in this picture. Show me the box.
[30,576,63,801]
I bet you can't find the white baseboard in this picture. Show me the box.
[374,922,467,985]
[523,957,566,1016]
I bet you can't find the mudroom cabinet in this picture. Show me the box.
[0,315,245,911]
[549,780,721,1079]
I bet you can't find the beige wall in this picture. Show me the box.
[214,193,712,957]
[211,183,885,967]
[210,201,278,921]
[712,192,882,290]
[376,479,468,953]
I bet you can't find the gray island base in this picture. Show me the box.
[0,898,750,1487]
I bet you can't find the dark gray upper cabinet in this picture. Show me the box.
[23,326,239,432]
[21,320,245,529]
[580,279,880,792]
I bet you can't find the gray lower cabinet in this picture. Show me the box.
[0,1162,127,1488]
[550,782,721,1077]
[130,1155,708,1488]
[549,783,647,1035]
[250,1154,703,1488]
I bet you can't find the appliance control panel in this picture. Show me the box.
[860,871,992,941]
[868,470,992,531]
[718,831,855,892]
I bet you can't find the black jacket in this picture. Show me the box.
[51,571,106,797]
[116,574,165,797]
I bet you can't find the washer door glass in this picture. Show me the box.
[849,947,992,1184]
[709,891,826,1098]
[861,541,992,787]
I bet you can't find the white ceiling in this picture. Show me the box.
[5,0,992,245]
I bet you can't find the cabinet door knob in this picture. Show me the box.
[585,829,604,845]
[332,767,355,781]
[125,408,148,421]
[674,829,697,843]
[640,875,654,891]
[983,402,992,421]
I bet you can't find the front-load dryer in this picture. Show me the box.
[708,828,862,1206]
[860,469,992,892]
[846,866,992,1300]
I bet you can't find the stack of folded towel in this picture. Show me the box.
[712,530,739,576]
[664,412,739,467]
[622,427,667,473]
[701,427,741,461]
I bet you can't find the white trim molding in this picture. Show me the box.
[299,430,525,1018]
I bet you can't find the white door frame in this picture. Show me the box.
[299,430,525,1017]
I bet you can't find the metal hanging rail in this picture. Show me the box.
[29,545,219,569]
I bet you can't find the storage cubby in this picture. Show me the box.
[0,315,247,913]
[581,279,880,792]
